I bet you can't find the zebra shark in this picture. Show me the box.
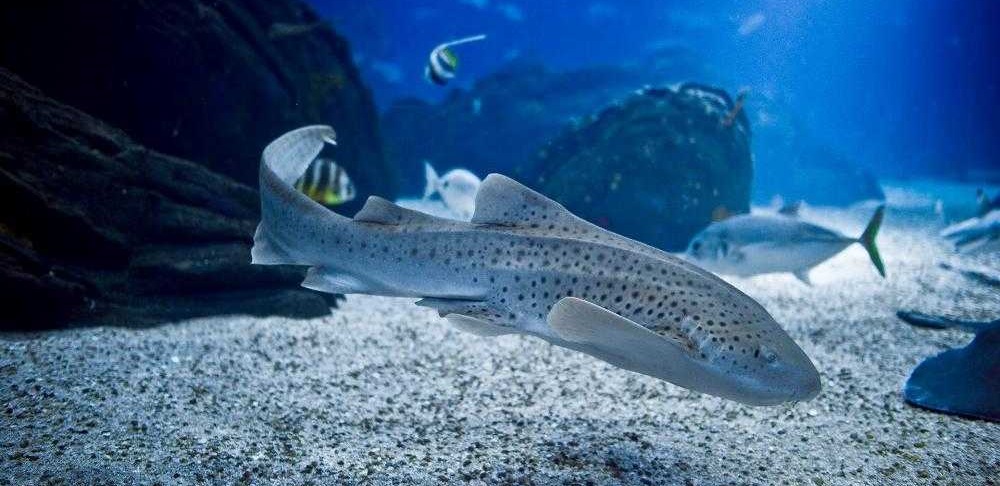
[251,126,821,406]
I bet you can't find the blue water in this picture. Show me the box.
[311,0,998,182]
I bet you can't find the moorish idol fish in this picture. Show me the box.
[425,34,486,86]
[293,157,356,207]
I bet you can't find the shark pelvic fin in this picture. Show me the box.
[793,269,812,286]
[446,314,515,337]
[416,297,515,337]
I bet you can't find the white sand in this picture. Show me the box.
[1,196,998,485]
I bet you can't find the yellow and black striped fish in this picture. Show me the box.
[424,34,486,86]
[294,158,357,207]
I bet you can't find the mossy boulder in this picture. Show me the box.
[527,83,753,251]
[381,62,666,195]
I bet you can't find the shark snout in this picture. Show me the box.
[779,357,822,402]
[751,343,822,405]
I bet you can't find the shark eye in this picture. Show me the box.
[760,347,778,363]
[442,181,450,188]
[692,241,702,252]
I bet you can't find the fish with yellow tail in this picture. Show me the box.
[293,157,356,207]
[425,34,486,86]
[252,126,821,406]
[686,206,886,285]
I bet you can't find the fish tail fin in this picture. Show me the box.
[252,125,349,266]
[858,204,886,278]
[423,161,440,199]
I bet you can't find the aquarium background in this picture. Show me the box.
[317,0,998,182]
[1,1,998,485]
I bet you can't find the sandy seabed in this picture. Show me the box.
[2,196,999,485]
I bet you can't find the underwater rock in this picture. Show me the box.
[0,68,332,330]
[0,0,395,215]
[381,62,661,195]
[525,83,753,251]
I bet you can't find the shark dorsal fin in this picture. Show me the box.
[354,196,445,225]
[471,174,572,226]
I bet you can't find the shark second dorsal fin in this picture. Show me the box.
[471,174,573,226]
[354,196,445,225]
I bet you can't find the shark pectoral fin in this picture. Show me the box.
[446,314,515,337]
[793,269,812,286]
[301,267,371,294]
[547,297,693,376]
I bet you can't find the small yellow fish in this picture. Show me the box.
[294,158,356,206]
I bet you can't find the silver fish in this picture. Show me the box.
[425,34,486,86]
[940,209,999,254]
[423,161,481,220]
[685,207,886,285]
[252,126,821,406]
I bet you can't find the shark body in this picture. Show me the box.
[252,126,821,406]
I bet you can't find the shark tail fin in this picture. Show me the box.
[252,125,349,267]
[423,161,440,200]
[858,204,886,278]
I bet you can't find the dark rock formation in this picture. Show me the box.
[750,98,884,206]
[380,62,653,195]
[0,68,332,330]
[526,84,753,251]
[0,0,395,215]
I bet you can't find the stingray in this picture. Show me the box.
[897,310,1000,422]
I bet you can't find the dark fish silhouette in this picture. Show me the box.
[898,311,1000,422]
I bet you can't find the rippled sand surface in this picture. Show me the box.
[2,197,998,485]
